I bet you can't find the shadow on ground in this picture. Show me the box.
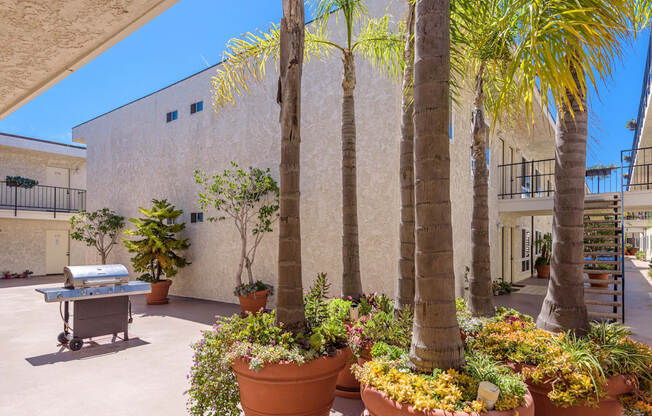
[26,337,149,366]
[132,294,241,326]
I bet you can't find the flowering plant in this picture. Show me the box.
[186,273,349,416]
[353,351,527,413]
[347,293,412,355]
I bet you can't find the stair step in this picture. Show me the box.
[585,299,623,307]
[585,287,623,295]
[584,226,621,231]
[584,243,621,247]
[584,269,622,275]
[588,311,622,320]
[583,219,620,224]
[584,260,620,265]
[583,278,621,284]
[583,234,621,239]
[584,251,620,257]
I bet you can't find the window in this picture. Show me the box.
[166,110,178,123]
[521,228,530,272]
[190,212,204,223]
[190,101,203,114]
[166,218,175,225]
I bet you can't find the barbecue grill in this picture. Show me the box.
[35,264,151,351]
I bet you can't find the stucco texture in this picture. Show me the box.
[73,0,555,304]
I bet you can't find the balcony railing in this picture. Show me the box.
[622,146,652,191]
[0,181,86,216]
[498,159,622,199]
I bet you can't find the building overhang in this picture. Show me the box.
[0,0,178,120]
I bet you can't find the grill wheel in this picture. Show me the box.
[57,332,69,344]
[69,338,83,351]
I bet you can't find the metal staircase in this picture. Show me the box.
[583,194,624,322]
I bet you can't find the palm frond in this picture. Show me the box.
[309,0,369,47]
[353,15,406,81]
[211,25,333,111]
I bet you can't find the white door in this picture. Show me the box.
[46,166,70,210]
[46,230,69,275]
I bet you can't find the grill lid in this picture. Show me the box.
[64,264,129,289]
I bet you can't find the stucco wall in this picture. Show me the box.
[73,0,555,303]
[0,144,86,188]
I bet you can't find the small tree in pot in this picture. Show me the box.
[123,199,190,305]
[194,163,279,313]
[70,208,125,264]
[534,234,552,279]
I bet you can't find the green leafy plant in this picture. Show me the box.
[348,301,413,355]
[195,163,279,296]
[636,251,646,260]
[186,274,350,416]
[234,280,274,297]
[535,234,552,266]
[70,208,125,264]
[123,199,190,283]
[5,175,38,188]
[492,280,513,296]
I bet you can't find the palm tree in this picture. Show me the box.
[395,0,416,314]
[276,0,306,332]
[410,0,465,371]
[501,0,649,333]
[211,1,404,300]
[451,0,523,317]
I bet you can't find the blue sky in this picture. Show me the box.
[0,0,649,170]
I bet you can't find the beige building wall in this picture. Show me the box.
[0,135,87,275]
[73,0,555,304]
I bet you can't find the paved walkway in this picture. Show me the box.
[495,257,652,346]
[0,276,364,416]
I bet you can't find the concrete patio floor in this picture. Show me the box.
[1,258,650,416]
[0,276,364,416]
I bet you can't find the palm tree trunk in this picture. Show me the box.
[409,0,465,372]
[537,62,589,335]
[276,0,305,333]
[469,66,494,317]
[395,0,416,314]
[341,49,362,299]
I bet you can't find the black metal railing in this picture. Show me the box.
[0,181,86,216]
[497,158,555,199]
[622,146,652,191]
[626,33,652,176]
[498,158,624,199]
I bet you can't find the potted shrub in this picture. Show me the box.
[354,348,534,416]
[535,235,552,279]
[2,271,11,279]
[70,208,125,264]
[123,199,190,305]
[195,163,279,314]
[471,313,652,416]
[585,263,613,288]
[186,273,349,416]
[23,270,33,278]
[336,292,412,398]
[5,175,39,188]
[625,243,633,255]
[492,279,513,296]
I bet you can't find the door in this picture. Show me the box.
[46,166,70,210]
[46,230,69,274]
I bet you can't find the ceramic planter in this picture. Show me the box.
[146,280,172,305]
[630,248,639,255]
[524,375,632,416]
[536,265,550,279]
[232,349,346,416]
[360,384,534,416]
[238,289,269,314]
[507,362,632,416]
[587,272,610,288]
[335,347,360,399]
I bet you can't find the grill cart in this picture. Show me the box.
[35,264,151,351]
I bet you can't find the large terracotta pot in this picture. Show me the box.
[232,350,346,416]
[238,289,269,314]
[536,265,550,279]
[360,384,535,416]
[335,347,361,399]
[587,272,610,288]
[146,280,171,305]
[630,247,639,255]
[507,362,633,416]
[525,375,632,416]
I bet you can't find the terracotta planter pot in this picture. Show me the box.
[232,350,346,416]
[238,289,269,314]
[146,280,171,305]
[507,362,633,416]
[335,347,361,399]
[630,248,639,255]
[587,272,610,288]
[360,384,534,416]
[536,264,550,279]
[357,346,372,366]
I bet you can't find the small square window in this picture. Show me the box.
[191,213,197,223]
[190,212,204,223]
[166,110,178,123]
[198,212,203,222]
[190,101,203,114]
